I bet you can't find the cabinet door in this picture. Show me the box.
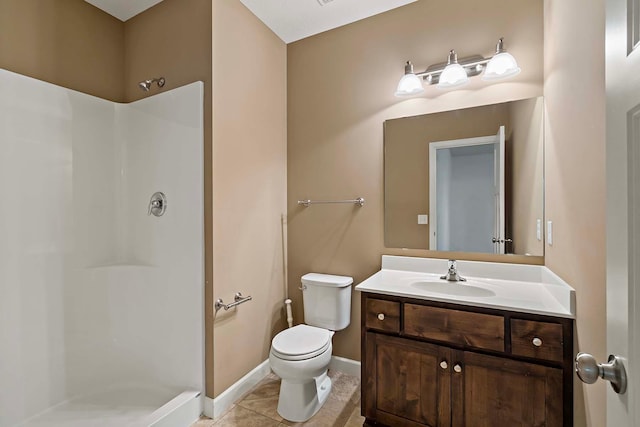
[452,351,563,427]
[364,333,450,427]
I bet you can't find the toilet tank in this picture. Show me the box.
[301,273,353,331]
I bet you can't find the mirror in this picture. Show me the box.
[384,97,544,256]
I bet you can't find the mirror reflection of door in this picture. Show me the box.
[429,125,506,253]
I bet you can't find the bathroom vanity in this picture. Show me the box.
[356,256,575,427]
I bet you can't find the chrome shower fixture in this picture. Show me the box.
[138,77,165,92]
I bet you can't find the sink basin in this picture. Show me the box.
[410,281,496,297]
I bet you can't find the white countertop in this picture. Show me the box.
[355,256,575,319]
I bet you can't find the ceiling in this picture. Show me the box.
[85,0,417,43]
[85,0,164,21]
[239,0,417,43]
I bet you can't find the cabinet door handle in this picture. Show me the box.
[377,313,385,321]
[453,364,462,373]
[532,337,543,347]
[440,361,448,370]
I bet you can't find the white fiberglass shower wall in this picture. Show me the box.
[0,69,204,427]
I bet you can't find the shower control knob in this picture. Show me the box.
[377,313,385,321]
[148,192,167,217]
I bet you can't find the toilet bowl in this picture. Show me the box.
[269,273,353,422]
[269,324,334,422]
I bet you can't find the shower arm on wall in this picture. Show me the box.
[138,77,166,92]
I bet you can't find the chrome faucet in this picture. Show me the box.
[440,260,466,282]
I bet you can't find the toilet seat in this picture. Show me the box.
[271,324,332,361]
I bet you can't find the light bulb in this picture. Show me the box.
[437,50,469,89]
[483,52,521,80]
[395,73,424,97]
[395,61,425,97]
[483,38,521,81]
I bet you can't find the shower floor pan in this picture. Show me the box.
[19,387,201,427]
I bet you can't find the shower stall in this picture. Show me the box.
[0,69,204,426]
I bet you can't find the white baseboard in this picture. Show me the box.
[203,396,215,420]
[202,359,271,420]
[329,356,361,378]
[202,356,360,420]
[204,359,271,420]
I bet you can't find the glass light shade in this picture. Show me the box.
[482,52,521,80]
[437,63,469,89]
[394,73,425,97]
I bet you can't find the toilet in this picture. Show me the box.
[269,273,353,422]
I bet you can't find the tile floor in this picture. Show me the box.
[193,370,364,427]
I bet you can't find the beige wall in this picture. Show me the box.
[544,0,606,425]
[211,0,287,397]
[122,0,214,396]
[510,97,544,255]
[288,0,543,362]
[0,0,124,101]
[123,0,212,103]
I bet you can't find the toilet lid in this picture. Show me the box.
[271,325,331,360]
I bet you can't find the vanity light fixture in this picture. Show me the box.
[394,37,521,97]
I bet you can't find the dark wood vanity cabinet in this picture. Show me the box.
[361,293,574,427]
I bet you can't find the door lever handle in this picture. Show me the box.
[575,352,627,394]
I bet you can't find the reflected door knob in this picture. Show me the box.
[491,237,513,244]
[575,352,627,394]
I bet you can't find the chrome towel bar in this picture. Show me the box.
[215,292,252,312]
[297,197,365,207]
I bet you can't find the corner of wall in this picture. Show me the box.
[211,0,287,398]
[543,0,606,425]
